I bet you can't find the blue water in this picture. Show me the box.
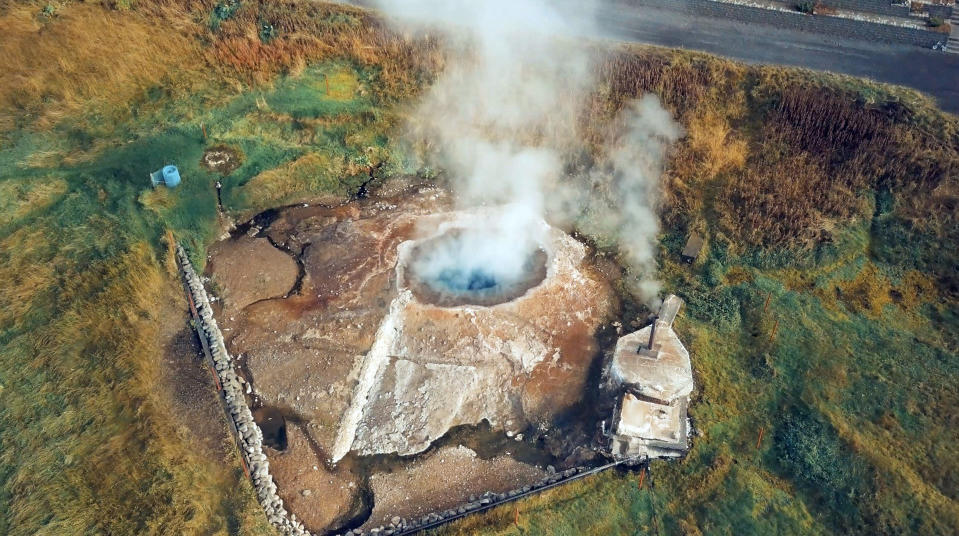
[436,267,499,292]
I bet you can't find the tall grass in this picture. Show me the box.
[0,2,439,533]
[436,44,959,536]
[1,1,957,535]
[0,4,206,132]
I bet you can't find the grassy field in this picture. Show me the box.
[0,1,956,535]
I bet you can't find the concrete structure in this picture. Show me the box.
[606,295,693,462]
[681,232,704,264]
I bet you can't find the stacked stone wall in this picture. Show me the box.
[177,245,309,536]
[348,463,623,536]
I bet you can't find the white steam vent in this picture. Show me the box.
[374,0,683,308]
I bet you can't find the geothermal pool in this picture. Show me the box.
[405,228,549,307]
[204,184,622,533]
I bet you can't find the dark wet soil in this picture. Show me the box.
[253,406,288,451]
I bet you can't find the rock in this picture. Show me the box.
[207,235,299,312]
[223,199,614,463]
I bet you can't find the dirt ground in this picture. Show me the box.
[156,283,234,461]
[201,145,244,175]
[268,426,363,531]
[207,234,299,313]
[363,445,548,529]
[203,184,616,532]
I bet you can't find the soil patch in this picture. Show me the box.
[207,235,299,312]
[157,283,233,460]
[363,445,547,530]
[201,144,243,175]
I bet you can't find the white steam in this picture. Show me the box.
[599,96,684,305]
[376,0,681,307]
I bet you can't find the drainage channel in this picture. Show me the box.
[378,460,627,536]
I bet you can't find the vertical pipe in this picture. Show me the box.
[647,317,658,350]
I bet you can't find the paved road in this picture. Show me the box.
[576,4,959,114]
[354,0,959,114]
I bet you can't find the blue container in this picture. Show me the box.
[150,165,181,188]
[161,165,181,187]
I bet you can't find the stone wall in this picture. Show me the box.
[621,0,945,47]
[179,243,630,536]
[177,245,310,536]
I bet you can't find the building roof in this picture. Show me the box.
[615,392,686,445]
[609,295,693,402]
[682,232,704,260]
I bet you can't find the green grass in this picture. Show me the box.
[0,55,405,535]
[1,3,957,535]
[434,205,958,536]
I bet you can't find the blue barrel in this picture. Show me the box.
[161,165,181,187]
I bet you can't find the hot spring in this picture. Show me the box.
[404,228,549,307]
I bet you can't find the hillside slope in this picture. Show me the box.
[0,2,955,535]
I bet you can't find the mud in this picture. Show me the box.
[201,144,243,175]
[205,183,620,534]
[207,235,299,313]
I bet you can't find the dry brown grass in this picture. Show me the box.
[2,3,958,535]
[0,176,68,226]
[0,1,443,134]
[0,4,205,131]
[735,81,959,246]
[206,1,444,95]
[686,110,748,178]
[720,150,865,247]
[236,151,346,212]
[0,225,56,331]
[892,270,936,311]
[582,54,959,250]
[1,239,271,535]
[835,263,893,318]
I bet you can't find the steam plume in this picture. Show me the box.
[375,0,681,307]
[591,96,684,305]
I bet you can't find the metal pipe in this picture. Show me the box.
[647,316,658,350]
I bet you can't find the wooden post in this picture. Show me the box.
[756,427,765,449]
[638,467,646,489]
[514,505,519,527]
[201,122,207,141]
[769,319,779,343]
[208,364,222,392]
